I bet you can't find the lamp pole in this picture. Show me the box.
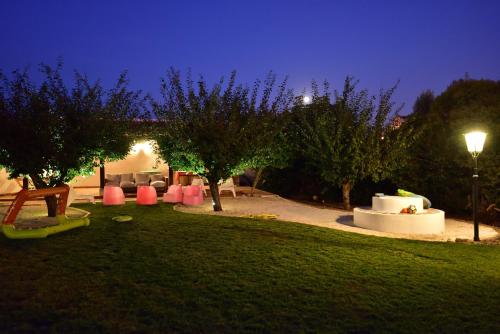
[471,153,479,241]
[464,131,487,242]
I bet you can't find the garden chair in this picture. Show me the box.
[105,174,121,186]
[119,173,136,192]
[182,185,204,206]
[136,185,157,205]
[135,173,151,187]
[150,174,167,193]
[218,178,236,198]
[103,185,125,206]
[163,184,183,203]
[191,177,207,196]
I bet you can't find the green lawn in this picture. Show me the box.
[0,202,499,333]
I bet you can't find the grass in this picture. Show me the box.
[0,202,499,333]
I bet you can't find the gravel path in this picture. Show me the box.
[175,195,499,242]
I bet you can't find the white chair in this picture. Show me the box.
[191,178,207,196]
[218,178,236,198]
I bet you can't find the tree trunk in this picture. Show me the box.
[209,181,223,211]
[45,195,58,217]
[22,177,29,190]
[99,160,105,189]
[30,173,58,217]
[168,167,174,186]
[342,180,351,210]
[250,167,264,197]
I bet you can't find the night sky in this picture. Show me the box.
[1,0,499,114]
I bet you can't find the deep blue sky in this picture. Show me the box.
[1,0,499,114]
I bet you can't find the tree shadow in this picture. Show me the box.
[336,214,355,227]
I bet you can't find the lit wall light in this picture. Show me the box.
[130,141,154,155]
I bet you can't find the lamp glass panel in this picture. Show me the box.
[464,131,487,153]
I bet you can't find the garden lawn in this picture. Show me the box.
[0,202,499,333]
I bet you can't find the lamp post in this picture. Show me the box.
[464,131,487,241]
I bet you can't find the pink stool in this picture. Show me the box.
[136,186,157,205]
[182,185,204,206]
[163,185,183,203]
[103,185,125,206]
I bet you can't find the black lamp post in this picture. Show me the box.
[464,131,487,242]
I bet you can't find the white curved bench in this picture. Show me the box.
[353,208,445,234]
[353,196,445,235]
[372,196,423,213]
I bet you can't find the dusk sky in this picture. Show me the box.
[1,0,499,114]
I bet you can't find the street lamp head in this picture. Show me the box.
[464,131,487,157]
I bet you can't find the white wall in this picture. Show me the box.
[0,168,8,183]
[0,168,22,194]
[72,141,169,187]
[1,141,169,188]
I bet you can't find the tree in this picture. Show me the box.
[412,90,434,116]
[243,110,294,195]
[152,69,292,211]
[396,79,500,221]
[0,63,143,216]
[291,77,415,209]
[92,73,145,186]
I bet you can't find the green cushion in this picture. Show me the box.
[397,189,432,209]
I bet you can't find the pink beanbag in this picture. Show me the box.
[103,185,125,206]
[136,186,158,205]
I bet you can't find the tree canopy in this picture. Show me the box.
[152,69,293,211]
[290,77,416,209]
[0,63,143,215]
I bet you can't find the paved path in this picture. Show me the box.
[176,195,499,242]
